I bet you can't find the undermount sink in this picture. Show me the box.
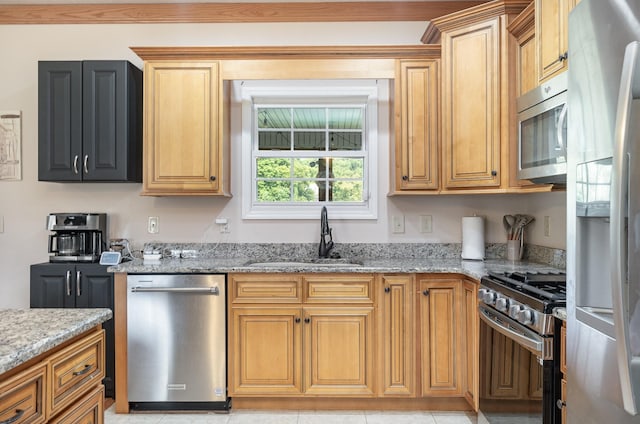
[246,259,363,267]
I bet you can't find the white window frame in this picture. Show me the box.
[237,80,380,220]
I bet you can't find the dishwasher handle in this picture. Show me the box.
[130,286,220,295]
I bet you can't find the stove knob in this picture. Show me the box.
[517,309,534,325]
[495,297,509,312]
[509,304,523,319]
[483,290,497,305]
[478,288,489,301]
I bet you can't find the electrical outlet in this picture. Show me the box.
[216,217,230,233]
[420,215,433,233]
[544,216,551,237]
[148,216,159,234]
[392,215,405,234]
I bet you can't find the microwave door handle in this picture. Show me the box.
[611,40,640,416]
[555,102,568,153]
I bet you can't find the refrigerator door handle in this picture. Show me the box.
[611,40,640,416]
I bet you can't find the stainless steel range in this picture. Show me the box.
[478,271,566,424]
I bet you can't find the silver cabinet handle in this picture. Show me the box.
[73,155,79,174]
[76,270,81,296]
[66,270,72,296]
[83,155,89,174]
[130,286,220,295]
[611,40,640,415]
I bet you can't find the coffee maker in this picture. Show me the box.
[47,213,107,262]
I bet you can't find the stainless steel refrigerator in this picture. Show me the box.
[567,0,640,423]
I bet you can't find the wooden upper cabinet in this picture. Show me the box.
[141,61,230,196]
[536,0,572,83]
[509,2,537,97]
[394,59,439,192]
[441,18,501,189]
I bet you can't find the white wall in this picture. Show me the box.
[0,22,567,308]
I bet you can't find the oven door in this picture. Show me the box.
[478,305,558,424]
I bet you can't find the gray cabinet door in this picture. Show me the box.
[38,61,83,181]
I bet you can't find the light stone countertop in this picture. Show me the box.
[0,308,112,375]
[553,307,567,321]
[108,257,562,281]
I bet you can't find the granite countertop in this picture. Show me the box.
[0,308,112,375]
[553,307,567,321]
[109,257,562,281]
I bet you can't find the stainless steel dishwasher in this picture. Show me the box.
[127,274,229,411]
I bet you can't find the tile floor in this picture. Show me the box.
[105,405,478,424]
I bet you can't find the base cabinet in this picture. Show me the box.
[0,327,105,424]
[30,263,115,399]
[229,272,478,405]
[229,274,375,397]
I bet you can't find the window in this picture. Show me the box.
[237,80,380,219]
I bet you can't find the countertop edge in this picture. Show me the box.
[0,308,113,375]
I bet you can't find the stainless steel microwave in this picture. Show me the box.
[516,72,568,184]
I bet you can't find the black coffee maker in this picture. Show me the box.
[47,213,107,262]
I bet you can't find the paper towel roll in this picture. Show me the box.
[461,216,485,260]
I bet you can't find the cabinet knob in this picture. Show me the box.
[559,52,568,62]
[304,317,311,324]
[491,170,497,177]
[384,287,390,293]
[295,317,301,323]
[402,175,409,181]
[210,176,217,181]
[556,399,566,409]
[423,289,430,296]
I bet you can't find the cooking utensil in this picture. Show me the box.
[503,215,516,239]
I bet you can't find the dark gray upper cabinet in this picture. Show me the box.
[38,60,142,182]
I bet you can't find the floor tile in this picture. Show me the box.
[432,411,477,424]
[364,411,435,424]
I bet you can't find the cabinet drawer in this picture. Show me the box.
[230,274,302,303]
[49,384,104,424]
[48,330,105,417]
[0,364,46,424]
[303,275,374,303]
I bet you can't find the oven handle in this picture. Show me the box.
[479,305,543,356]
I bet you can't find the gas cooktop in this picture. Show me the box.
[486,271,566,301]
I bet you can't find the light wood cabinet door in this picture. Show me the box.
[142,61,229,196]
[441,19,501,189]
[394,59,439,191]
[463,280,478,410]
[509,2,537,97]
[229,307,302,396]
[419,278,463,396]
[536,0,572,83]
[379,275,414,396]
[303,307,375,396]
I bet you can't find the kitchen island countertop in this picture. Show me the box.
[108,257,562,280]
[0,308,112,375]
